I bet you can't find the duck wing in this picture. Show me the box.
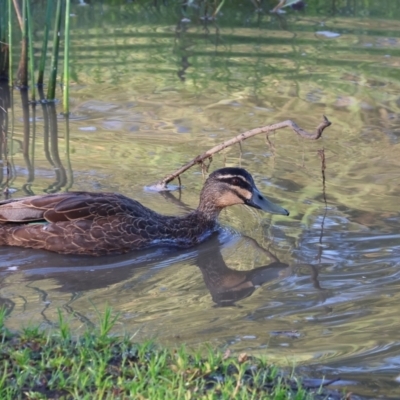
[0,192,147,223]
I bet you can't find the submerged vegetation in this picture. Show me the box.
[0,307,345,399]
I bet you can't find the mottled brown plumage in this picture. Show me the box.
[0,168,289,256]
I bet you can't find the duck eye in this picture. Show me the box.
[231,178,240,186]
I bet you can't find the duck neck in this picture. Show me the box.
[196,186,223,220]
[196,201,222,220]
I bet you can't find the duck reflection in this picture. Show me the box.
[195,236,289,306]
[4,233,289,307]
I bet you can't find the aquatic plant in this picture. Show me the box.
[1,0,71,108]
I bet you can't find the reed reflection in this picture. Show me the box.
[0,81,10,190]
[20,88,34,194]
[0,85,72,198]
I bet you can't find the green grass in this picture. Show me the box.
[0,307,344,399]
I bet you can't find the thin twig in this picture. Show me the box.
[307,147,333,312]
[154,116,331,189]
[265,132,276,152]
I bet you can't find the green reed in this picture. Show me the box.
[214,0,227,17]
[47,0,62,100]
[37,0,53,87]
[26,0,35,100]
[2,0,70,105]
[0,0,8,78]
[63,0,71,114]
[7,0,12,83]
[15,0,28,88]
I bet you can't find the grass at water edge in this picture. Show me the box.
[0,307,347,399]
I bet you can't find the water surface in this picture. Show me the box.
[1,1,400,398]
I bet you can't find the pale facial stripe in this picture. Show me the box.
[218,175,254,201]
[217,174,251,186]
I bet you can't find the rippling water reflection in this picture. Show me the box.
[1,1,400,398]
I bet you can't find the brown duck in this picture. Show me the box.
[0,168,289,256]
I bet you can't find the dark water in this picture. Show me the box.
[1,1,400,398]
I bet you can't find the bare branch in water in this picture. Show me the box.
[153,116,332,190]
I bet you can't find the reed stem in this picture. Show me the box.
[16,0,28,87]
[8,0,12,84]
[64,114,73,191]
[26,0,35,100]
[0,0,7,78]
[213,0,226,17]
[12,0,22,30]
[47,0,62,100]
[38,0,53,87]
[63,0,71,114]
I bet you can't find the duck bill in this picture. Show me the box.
[247,188,289,216]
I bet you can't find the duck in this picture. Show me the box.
[0,167,289,256]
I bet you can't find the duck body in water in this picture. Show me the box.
[0,168,289,256]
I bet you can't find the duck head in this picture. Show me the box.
[198,167,289,217]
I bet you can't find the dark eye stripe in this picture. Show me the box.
[231,189,248,203]
[218,177,251,190]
